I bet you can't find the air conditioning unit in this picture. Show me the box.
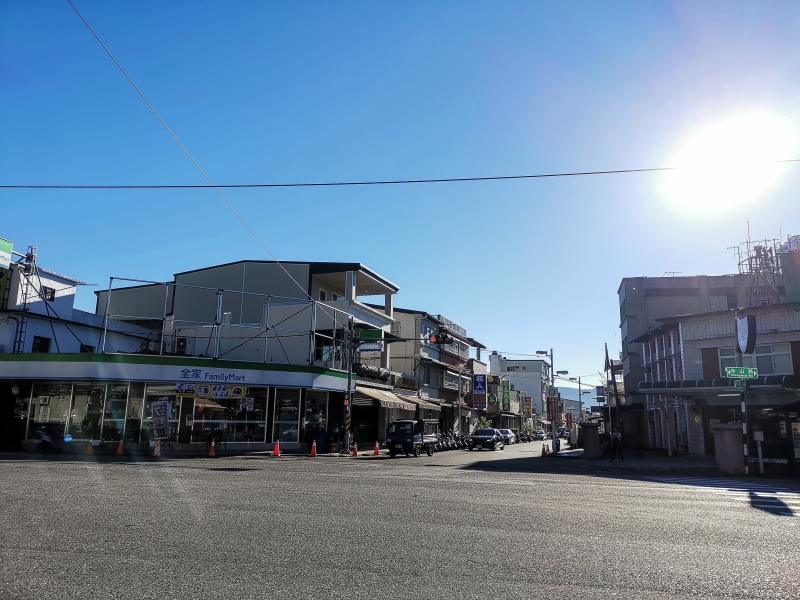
[175,337,194,356]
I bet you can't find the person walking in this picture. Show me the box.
[610,427,624,462]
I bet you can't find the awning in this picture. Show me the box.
[409,397,442,412]
[354,386,416,411]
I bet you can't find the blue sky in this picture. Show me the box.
[3,1,800,391]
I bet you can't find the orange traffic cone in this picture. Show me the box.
[116,440,124,456]
[84,442,93,455]
[208,438,216,457]
[374,440,380,456]
[153,441,161,457]
[273,439,280,457]
[310,440,317,457]
[541,444,546,457]
[352,442,358,457]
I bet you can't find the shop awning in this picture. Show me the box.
[410,397,441,412]
[353,386,416,411]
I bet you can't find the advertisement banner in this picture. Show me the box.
[501,380,510,412]
[151,401,171,440]
[472,374,487,409]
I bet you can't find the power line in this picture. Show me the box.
[65,0,339,323]
[4,158,800,189]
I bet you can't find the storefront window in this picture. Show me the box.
[141,384,179,442]
[303,390,328,443]
[101,384,128,440]
[28,381,72,439]
[273,389,300,442]
[232,389,267,442]
[70,383,105,440]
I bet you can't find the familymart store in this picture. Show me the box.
[0,354,348,453]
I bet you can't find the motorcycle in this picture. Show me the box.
[36,422,69,453]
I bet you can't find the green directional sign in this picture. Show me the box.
[734,379,747,392]
[725,367,758,379]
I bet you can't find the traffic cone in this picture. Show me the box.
[352,442,358,457]
[310,440,317,457]
[374,440,380,456]
[208,438,216,458]
[116,440,124,456]
[541,444,546,457]
[84,442,93,455]
[153,441,161,457]
[273,439,280,457]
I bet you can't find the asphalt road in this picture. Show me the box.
[1,443,798,600]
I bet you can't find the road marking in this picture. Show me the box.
[647,476,800,516]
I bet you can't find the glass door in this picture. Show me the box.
[273,389,300,442]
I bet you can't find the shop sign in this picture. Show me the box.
[546,397,558,422]
[394,373,419,391]
[524,396,532,417]
[566,413,573,429]
[487,393,499,413]
[151,401,171,440]
[0,238,12,270]
[178,367,246,383]
[473,374,487,409]
[501,380,510,412]
[359,329,384,353]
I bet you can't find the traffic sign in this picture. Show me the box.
[547,387,557,398]
[725,367,758,379]
[734,379,746,392]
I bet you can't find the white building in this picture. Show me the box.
[488,352,550,415]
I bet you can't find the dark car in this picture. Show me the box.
[532,429,546,441]
[386,419,438,457]
[468,428,504,451]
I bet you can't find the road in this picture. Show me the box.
[1,443,798,600]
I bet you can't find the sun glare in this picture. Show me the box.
[664,114,796,211]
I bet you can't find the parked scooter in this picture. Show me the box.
[36,422,70,453]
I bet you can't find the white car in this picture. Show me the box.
[499,429,516,444]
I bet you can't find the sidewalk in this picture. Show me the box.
[547,447,719,476]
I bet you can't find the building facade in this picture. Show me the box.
[635,302,800,475]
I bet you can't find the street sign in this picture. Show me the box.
[734,379,746,392]
[547,387,557,398]
[725,367,758,379]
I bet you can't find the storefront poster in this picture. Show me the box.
[151,401,170,440]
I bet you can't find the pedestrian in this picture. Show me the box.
[610,427,623,462]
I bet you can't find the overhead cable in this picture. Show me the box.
[4,158,800,189]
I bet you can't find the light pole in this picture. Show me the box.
[554,370,568,451]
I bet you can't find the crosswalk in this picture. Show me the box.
[647,476,800,516]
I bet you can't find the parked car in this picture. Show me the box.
[558,428,570,439]
[499,429,516,444]
[468,428,504,451]
[532,429,546,441]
